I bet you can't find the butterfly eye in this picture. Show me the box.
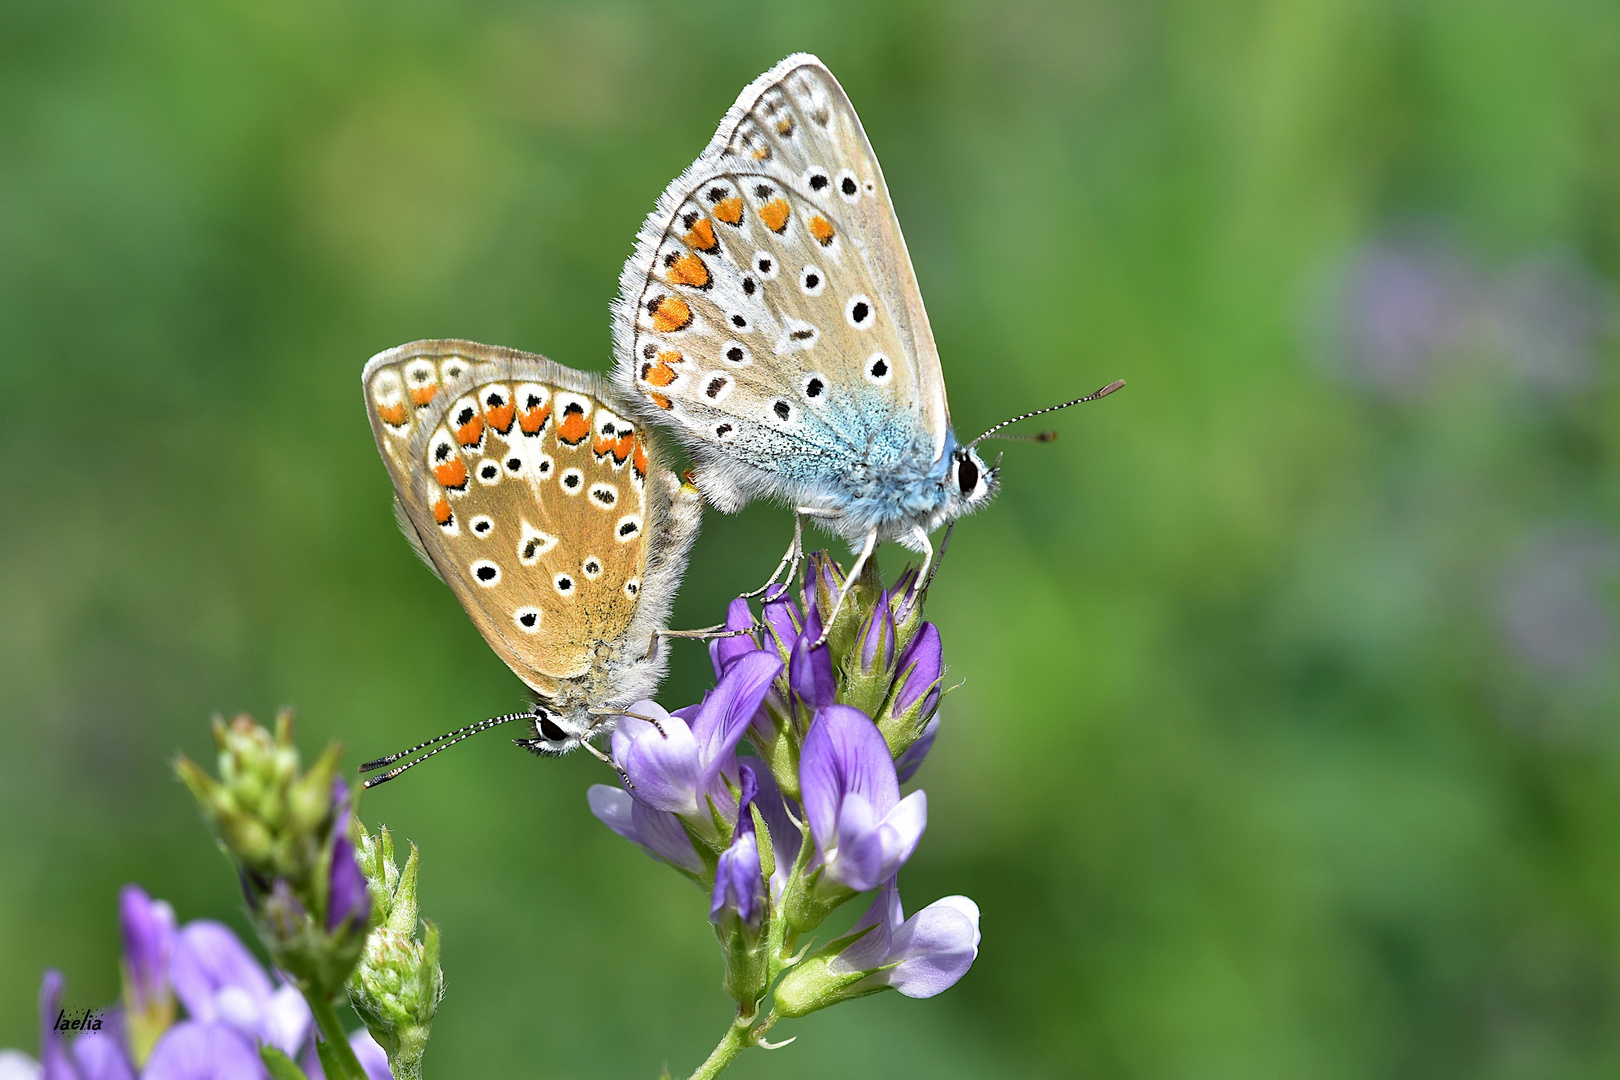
[956,454,980,496]
[537,715,568,743]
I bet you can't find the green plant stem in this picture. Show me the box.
[307,994,369,1080]
[686,1016,754,1080]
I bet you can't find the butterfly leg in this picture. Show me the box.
[588,705,668,737]
[743,511,806,599]
[910,525,936,584]
[646,624,756,666]
[813,528,878,648]
[577,734,634,788]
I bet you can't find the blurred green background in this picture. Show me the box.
[3,1,1619,1076]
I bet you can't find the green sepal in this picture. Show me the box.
[751,802,775,886]
[260,1044,312,1080]
[314,1035,347,1080]
[781,864,854,934]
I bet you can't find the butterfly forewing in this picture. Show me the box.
[612,55,952,482]
[365,340,658,694]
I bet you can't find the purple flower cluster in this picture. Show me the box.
[7,886,388,1080]
[588,553,978,1031]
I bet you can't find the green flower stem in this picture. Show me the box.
[307,994,369,1080]
[685,1015,754,1080]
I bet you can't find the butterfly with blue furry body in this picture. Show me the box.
[612,54,1003,615]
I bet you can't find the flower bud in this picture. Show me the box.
[711,765,769,1007]
[878,621,944,756]
[709,597,759,678]
[789,607,837,711]
[175,712,367,999]
[119,885,176,1065]
[347,827,443,1080]
[760,584,801,657]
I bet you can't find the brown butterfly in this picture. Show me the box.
[359,339,701,781]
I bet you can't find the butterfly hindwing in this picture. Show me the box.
[612,54,952,512]
[364,340,676,696]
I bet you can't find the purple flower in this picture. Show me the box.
[746,763,802,902]
[760,584,801,655]
[321,779,371,938]
[709,598,759,678]
[299,1030,393,1080]
[894,715,939,784]
[890,567,922,626]
[143,1022,266,1080]
[611,650,782,823]
[789,607,836,710]
[587,785,703,874]
[858,591,896,674]
[892,622,943,718]
[710,765,766,930]
[800,706,927,892]
[118,886,176,1017]
[802,551,843,622]
[169,922,309,1057]
[0,1050,43,1080]
[36,970,134,1080]
[832,881,980,998]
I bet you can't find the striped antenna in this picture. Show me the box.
[358,711,531,789]
[969,379,1125,447]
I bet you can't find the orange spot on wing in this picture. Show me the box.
[684,218,717,251]
[647,393,673,411]
[613,434,634,464]
[775,117,794,136]
[455,414,484,447]
[432,498,453,526]
[409,385,438,406]
[520,403,552,435]
[761,199,790,233]
[650,296,692,333]
[593,434,616,457]
[485,402,515,434]
[634,440,649,476]
[377,402,408,427]
[714,197,744,225]
[558,409,590,445]
[659,350,685,365]
[433,458,468,489]
[808,216,835,246]
[643,362,677,387]
[667,254,710,289]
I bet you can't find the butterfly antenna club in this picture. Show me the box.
[969,379,1125,447]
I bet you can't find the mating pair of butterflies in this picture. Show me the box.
[360,55,1118,784]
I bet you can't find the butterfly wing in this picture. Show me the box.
[364,340,686,696]
[611,54,951,516]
